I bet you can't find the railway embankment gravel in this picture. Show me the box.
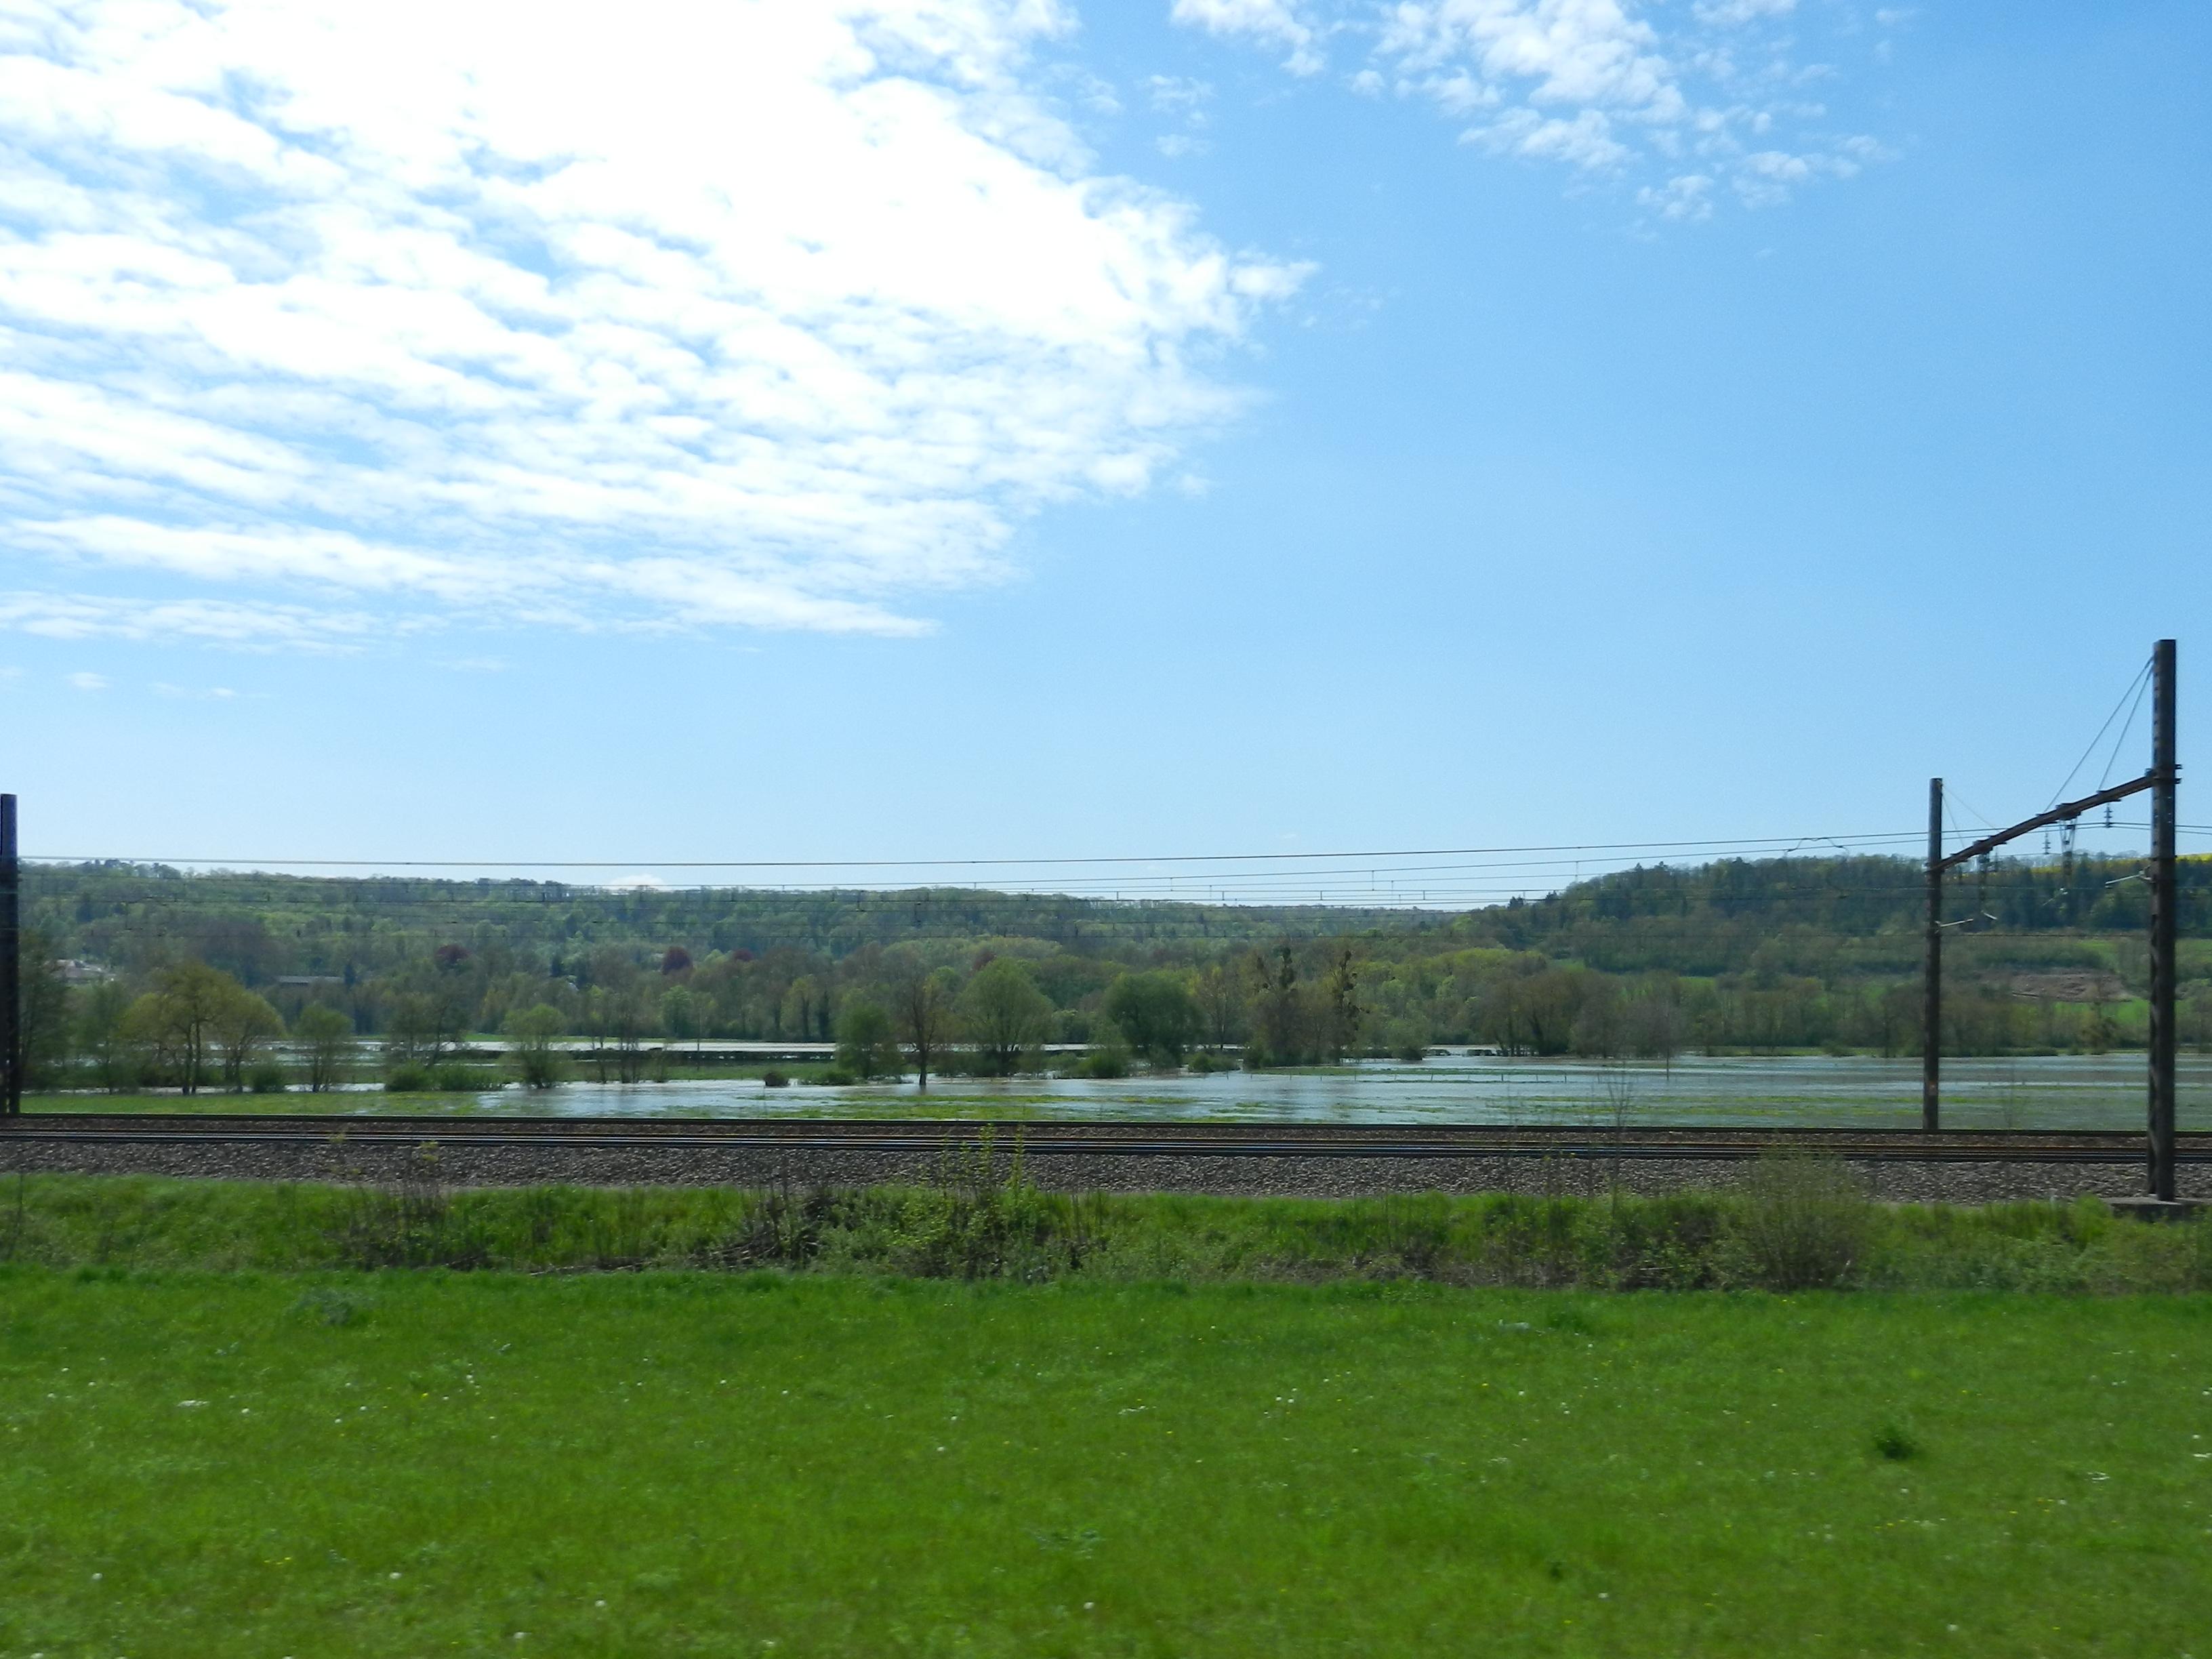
[5,1118,2206,1203]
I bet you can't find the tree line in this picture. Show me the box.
[13,853,2212,1091]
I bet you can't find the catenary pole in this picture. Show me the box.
[1,794,18,1117]
[1923,777,1942,1132]
[2147,640,2177,1202]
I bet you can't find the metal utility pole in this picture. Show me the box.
[2147,639,2178,1202]
[1923,777,1943,1131]
[1,794,18,1118]
[1920,643,2179,1177]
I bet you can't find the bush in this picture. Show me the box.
[1734,1153,1871,1290]
[430,1062,502,1093]
[511,1046,569,1089]
[384,1061,432,1094]
[1872,1420,1923,1462]
[246,1061,290,1094]
[1103,972,1200,1066]
[327,1147,487,1269]
[835,1002,901,1081]
[762,1070,790,1089]
[1076,1046,1129,1080]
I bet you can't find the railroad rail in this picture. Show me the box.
[6,1113,2208,1165]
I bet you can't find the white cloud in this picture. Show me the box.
[67,670,108,691]
[1694,0,1794,22]
[1149,75,1215,116]
[1182,0,1888,211]
[0,591,380,651]
[1170,0,1326,75]
[1637,172,1715,221]
[152,682,241,699]
[0,1,1304,646]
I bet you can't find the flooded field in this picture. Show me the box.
[272,1051,2212,1131]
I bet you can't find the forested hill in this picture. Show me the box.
[16,853,2212,1070]
[21,863,1433,984]
[24,851,2208,986]
[1450,853,2212,977]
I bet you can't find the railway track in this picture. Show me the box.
[6,1113,2205,1165]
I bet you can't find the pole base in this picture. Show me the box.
[2106,1195,2207,1223]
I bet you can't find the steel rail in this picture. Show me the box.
[7,1115,2207,1164]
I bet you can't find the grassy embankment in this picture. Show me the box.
[6,1165,2212,1292]
[2,1270,2209,1657]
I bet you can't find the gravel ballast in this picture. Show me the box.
[5,1117,2206,1204]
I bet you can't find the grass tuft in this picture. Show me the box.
[1872,1420,1924,1462]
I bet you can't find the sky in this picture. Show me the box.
[1,0,2206,895]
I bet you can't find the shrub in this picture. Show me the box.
[430,1062,501,1093]
[762,1070,790,1089]
[835,1002,901,1081]
[511,1046,569,1089]
[246,1060,290,1094]
[504,1004,568,1089]
[1103,971,1200,1066]
[384,1061,432,1094]
[1872,1420,1923,1462]
[1076,1046,1129,1080]
[327,1146,487,1269]
[1734,1153,1871,1290]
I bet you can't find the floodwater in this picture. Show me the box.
[415,1051,2212,1131]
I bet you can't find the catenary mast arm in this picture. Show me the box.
[1936,773,2160,874]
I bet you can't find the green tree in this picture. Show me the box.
[661,984,699,1046]
[386,989,467,1065]
[503,1003,568,1089]
[888,954,960,1092]
[1248,946,1309,1067]
[1320,945,1364,1061]
[293,1004,356,1092]
[121,962,241,1094]
[75,979,135,1092]
[20,932,72,1088]
[960,959,1051,1076]
[1193,962,1247,1052]
[834,1001,899,1081]
[581,983,655,1083]
[1103,970,1201,1066]
[213,985,283,1090]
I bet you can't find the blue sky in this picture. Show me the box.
[1,1,2205,893]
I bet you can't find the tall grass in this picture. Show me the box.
[3,1153,2209,1290]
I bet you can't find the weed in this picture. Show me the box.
[292,1287,371,1326]
[1872,1420,1923,1461]
[328,1145,486,1269]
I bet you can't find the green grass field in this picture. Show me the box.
[2,1272,2209,1657]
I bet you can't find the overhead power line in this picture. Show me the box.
[26,830,1933,872]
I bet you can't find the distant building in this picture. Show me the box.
[55,958,115,985]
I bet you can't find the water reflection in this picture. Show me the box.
[421,1051,2212,1130]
